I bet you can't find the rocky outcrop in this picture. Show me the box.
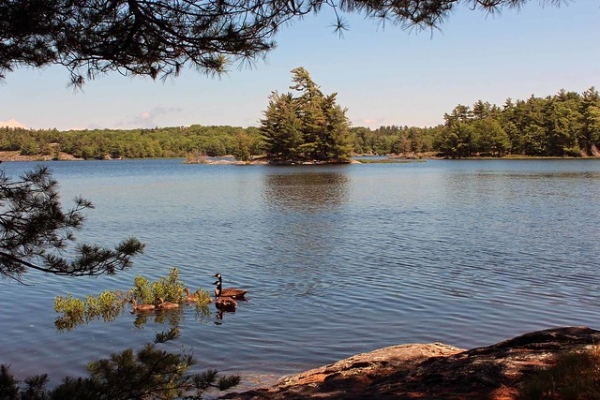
[222,326,600,400]
[0,150,82,161]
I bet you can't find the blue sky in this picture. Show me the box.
[1,1,598,131]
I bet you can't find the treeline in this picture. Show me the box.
[0,125,264,160]
[0,123,441,160]
[435,87,600,158]
[350,125,440,156]
[361,86,600,158]
[1,87,598,160]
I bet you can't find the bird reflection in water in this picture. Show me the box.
[213,273,248,324]
[214,301,238,325]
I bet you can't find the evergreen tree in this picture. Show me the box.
[543,96,581,156]
[1,329,240,399]
[260,92,304,161]
[473,118,510,157]
[438,105,475,158]
[580,87,600,155]
[260,67,352,163]
[0,166,144,281]
[321,94,352,160]
[437,120,475,158]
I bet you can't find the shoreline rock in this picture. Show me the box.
[222,326,600,400]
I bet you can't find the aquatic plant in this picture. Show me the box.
[54,267,211,330]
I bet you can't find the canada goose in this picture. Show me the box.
[213,274,247,299]
[183,287,198,302]
[215,294,237,312]
[130,298,155,313]
[184,288,213,304]
[156,297,179,310]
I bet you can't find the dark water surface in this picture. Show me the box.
[1,159,599,388]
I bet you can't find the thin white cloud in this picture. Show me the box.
[0,119,27,128]
[117,106,183,129]
[352,118,386,128]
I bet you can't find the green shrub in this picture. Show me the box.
[151,267,185,303]
[132,275,155,304]
[55,267,211,330]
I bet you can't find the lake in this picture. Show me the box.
[1,158,600,391]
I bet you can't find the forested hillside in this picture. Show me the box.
[2,87,598,160]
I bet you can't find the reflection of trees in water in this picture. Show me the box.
[263,170,350,212]
[261,170,350,276]
[133,308,183,328]
[55,304,212,331]
[132,305,214,328]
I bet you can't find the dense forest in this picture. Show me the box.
[1,87,598,160]
[436,87,600,158]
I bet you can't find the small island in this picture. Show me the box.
[258,67,353,165]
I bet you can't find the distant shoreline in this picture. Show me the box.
[1,151,598,164]
[0,151,83,162]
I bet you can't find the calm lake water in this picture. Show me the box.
[1,158,600,390]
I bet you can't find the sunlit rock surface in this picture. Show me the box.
[222,326,600,400]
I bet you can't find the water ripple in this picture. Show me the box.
[1,159,600,387]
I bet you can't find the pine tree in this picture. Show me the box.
[0,329,240,399]
[0,166,144,281]
[260,67,352,163]
[260,92,304,161]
